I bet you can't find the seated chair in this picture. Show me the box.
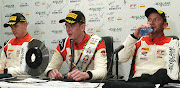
[101,36,114,79]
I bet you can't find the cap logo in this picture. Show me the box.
[9,16,17,21]
[157,10,163,14]
[67,13,78,19]
[65,19,75,24]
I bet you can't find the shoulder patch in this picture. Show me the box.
[59,38,67,51]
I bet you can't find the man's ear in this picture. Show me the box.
[163,22,168,29]
[81,24,86,32]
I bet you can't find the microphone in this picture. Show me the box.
[114,45,124,54]
[0,46,2,49]
[70,39,74,72]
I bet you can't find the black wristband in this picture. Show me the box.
[87,71,93,80]
[46,69,53,77]
[4,68,8,74]
[131,34,139,40]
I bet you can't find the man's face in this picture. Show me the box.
[10,22,27,39]
[147,12,167,35]
[65,22,84,40]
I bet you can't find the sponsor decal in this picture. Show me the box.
[155,2,171,7]
[34,30,40,35]
[106,12,114,15]
[131,15,145,20]
[130,4,137,9]
[35,2,40,6]
[89,7,103,11]
[109,5,121,10]
[141,51,147,56]
[52,0,63,4]
[7,53,12,59]
[20,3,29,7]
[8,50,14,52]
[5,5,14,8]
[51,30,63,34]
[51,20,56,24]
[131,26,136,31]
[101,50,106,57]
[36,11,46,15]
[87,28,94,33]
[4,32,13,35]
[96,30,101,32]
[169,47,176,72]
[113,38,121,43]
[157,56,163,59]
[51,40,61,44]
[35,21,45,25]
[141,48,149,51]
[50,50,55,54]
[140,57,148,60]
[157,50,165,55]
[165,28,171,30]
[108,17,114,21]
[140,4,145,7]
[88,18,100,22]
[70,0,81,3]
[41,32,46,34]
[109,28,122,32]
[52,10,62,14]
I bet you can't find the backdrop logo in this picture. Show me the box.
[34,30,40,35]
[89,7,103,11]
[50,50,55,54]
[114,38,121,43]
[5,5,14,8]
[130,4,137,9]
[88,18,100,22]
[51,20,57,24]
[53,0,63,4]
[36,11,46,15]
[109,5,121,10]
[20,3,29,7]
[155,2,171,7]
[87,28,94,33]
[70,0,80,3]
[4,32,13,35]
[131,26,136,31]
[52,10,62,14]
[35,2,40,6]
[108,17,114,21]
[35,21,45,25]
[5,13,13,17]
[51,30,63,34]
[109,28,122,32]
[131,15,145,20]
[51,40,61,44]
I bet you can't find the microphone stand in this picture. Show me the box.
[70,39,74,72]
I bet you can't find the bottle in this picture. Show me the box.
[140,27,153,36]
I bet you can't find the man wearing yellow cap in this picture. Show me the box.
[45,11,107,81]
[0,13,33,75]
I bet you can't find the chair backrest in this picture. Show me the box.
[101,36,114,77]
[166,36,179,40]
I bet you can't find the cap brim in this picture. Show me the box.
[4,22,17,28]
[59,19,66,23]
[145,8,158,18]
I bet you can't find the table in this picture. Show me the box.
[0,78,104,88]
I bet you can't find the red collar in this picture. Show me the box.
[142,35,171,45]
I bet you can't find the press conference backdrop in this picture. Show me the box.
[0,0,180,80]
